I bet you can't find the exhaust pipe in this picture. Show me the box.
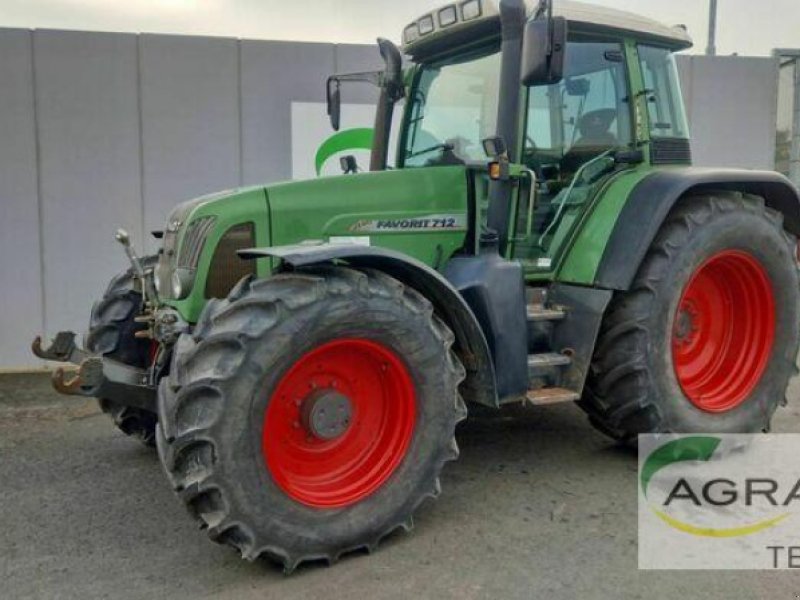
[485,0,527,252]
[370,38,405,171]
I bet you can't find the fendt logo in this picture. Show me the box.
[638,434,800,569]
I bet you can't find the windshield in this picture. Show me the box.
[403,50,501,167]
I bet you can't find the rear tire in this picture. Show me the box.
[86,256,159,446]
[156,267,466,571]
[582,192,800,445]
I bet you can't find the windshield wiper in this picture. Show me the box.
[406,142,455,160]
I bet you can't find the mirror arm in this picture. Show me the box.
[326,70,384,131]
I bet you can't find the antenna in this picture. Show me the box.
[706,0,718,56]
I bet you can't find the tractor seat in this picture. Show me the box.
[561,109,619,175]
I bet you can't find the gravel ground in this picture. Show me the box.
[2,372,800,599]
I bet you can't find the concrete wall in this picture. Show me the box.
[0,28,380,369]
[677,55,779,169]
[0,28,782,369]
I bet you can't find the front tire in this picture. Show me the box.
[582,193,800,444]
[156,267,466,571]
[86,256,159,446]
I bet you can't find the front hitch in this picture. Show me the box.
[32,331,157,413]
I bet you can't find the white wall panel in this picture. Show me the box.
[0,30,43,368]
[139,34,241,248]
[34,30,142,343]
[678,55,778,169]
[240,40,334,185]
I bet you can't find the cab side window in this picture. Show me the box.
[523,41,632,177]
[638,45,690,139]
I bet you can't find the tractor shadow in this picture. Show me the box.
[2,375,639,593]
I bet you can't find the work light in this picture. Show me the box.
[403,23,419,44]
[461,0,481,21]
[438,5,457,27]
[418,15,434,35]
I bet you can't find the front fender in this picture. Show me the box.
[239,243,499,407]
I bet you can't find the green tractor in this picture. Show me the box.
[33,0,800,571]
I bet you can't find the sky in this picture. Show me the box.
[0,0,798,57]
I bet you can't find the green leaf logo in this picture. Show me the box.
[640,436,721,498]
[641,435,790,537]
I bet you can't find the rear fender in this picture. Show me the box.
[593,168,800,290]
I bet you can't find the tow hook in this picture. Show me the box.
[31,331,157,412]
[31,331,90,364]
[51,357,103,395]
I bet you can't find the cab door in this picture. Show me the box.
[510,38,634,273]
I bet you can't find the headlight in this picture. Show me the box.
[171,268,195,300]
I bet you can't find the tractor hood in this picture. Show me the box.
[263,166,471,269]
[160,166,471,323]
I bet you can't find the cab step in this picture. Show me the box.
[526,387,580,406]
[527,352,571,370]
[526,305,566,322]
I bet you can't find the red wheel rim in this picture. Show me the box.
[262,338,416,508]
[671,250,775,413]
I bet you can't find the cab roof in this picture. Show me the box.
[402,0,693,59]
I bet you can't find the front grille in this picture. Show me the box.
[177,216,216,268]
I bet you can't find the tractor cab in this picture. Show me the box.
[327,0,692,271]
[396,0,692,269]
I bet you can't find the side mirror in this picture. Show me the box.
[521,16,567,87]
[339,155,359,174]
[326,78,341,131]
